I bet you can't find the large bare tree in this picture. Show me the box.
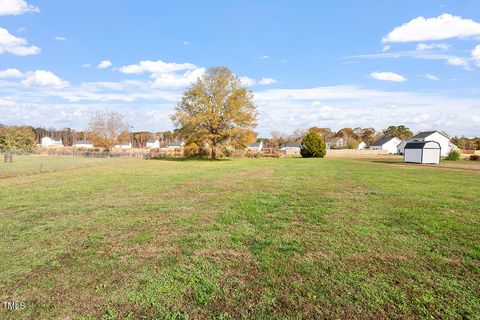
[89,111,129,151]
[172,67,258,159]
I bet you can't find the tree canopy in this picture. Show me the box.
[172,66,258,159]
[382,125,413,140]
[89,111,129,151]
[0,126,36,152]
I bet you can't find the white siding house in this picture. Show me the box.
[247,141,263,151]
[396,141,407,154]
[114,142,132,149]
[369,136,402,154]
[404,141,441,164]
[408,131,455,157]
[163,141,184,149]
[357,141,367,150]
[146,139,160,148]
[41,137,63,147]
[281,142,301,156]
[73,140,94,148]
[326,137,344,149]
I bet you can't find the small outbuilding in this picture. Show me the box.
[404,140,441,164]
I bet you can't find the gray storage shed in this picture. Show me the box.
[404,140,441,164]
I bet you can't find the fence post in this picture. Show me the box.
[4,155,13,163]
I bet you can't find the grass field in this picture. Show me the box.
[1,156,479,319]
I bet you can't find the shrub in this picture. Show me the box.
[445,150,461,161]
[223,147,235,158]
[300,131,326,158]
[470,154,480,161]
[183,143,200,158]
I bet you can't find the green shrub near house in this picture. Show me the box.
[446,150,461,161]
[300,131,326,158]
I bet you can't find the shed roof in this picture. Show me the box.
[74,140,92,144]
[168,141,183,147]
[370,136,399,147]
[146,139,158,143]
[404,141,440,149]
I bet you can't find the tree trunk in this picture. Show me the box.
[211,146,217,160]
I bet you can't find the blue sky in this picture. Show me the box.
[1,0,479,136]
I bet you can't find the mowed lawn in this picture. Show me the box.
[0,156,479,319]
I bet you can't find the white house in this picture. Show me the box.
[247,141,263,151]
[326,137,345,149]
[404,141,441,164]
[357,141,367,150]
[146,139,160,148]
[369,136,402,154]
[114,142,132,149]
[41,136,63,147]
[408,131,455,157]
[396,141,407,154]
[163,141,184,149]
[73,140,94,148]
[281,141,301,156]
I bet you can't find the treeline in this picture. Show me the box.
[451,136,480,150]
[259,125,416,149]
[0,123,182,150]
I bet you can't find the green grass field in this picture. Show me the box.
[1,156,479,319]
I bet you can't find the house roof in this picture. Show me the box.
[168,141,183,147]
[411,130,449,140]
[74,140,92,144]
[248,142,262,148]
[327,137,343,143]
[146,139,158,143]
[370,136,399,147]
[404,141,440,149]
[283,141,301,148]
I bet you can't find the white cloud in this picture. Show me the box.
[183,41,189,46]
[21,70,68,88]
[0,68,23,78]
[383,13,480,43]
[416,43,450,51]
[151,68,205,89]
[0,27,40,56]
[117,59,204,89]
[0,0,38,16]
[16,27,26,33]
[239,76,256,87]
[446,57,470,69]
[54,36,67,42]
[382,45,390,52]
[370,71,407,82]
[425,74,440,80]
[258,77,278,85]
[472,44,480,67]
[97,60,112,69]
[118,59,196,74]
[82,63,92,68]
[259,55,270,60]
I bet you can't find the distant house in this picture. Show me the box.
[369,136,402,154]
[357,141,367,150]
[247,141,263,151]
[404,141,441,164]
[326,137,345,149]
[408,131,456,157]
[164,141,184,149]
[146,139,160,148]
[41,136,63,147]
[281,141,302,156]
[114,142,132,149]
[73,140,94,148]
